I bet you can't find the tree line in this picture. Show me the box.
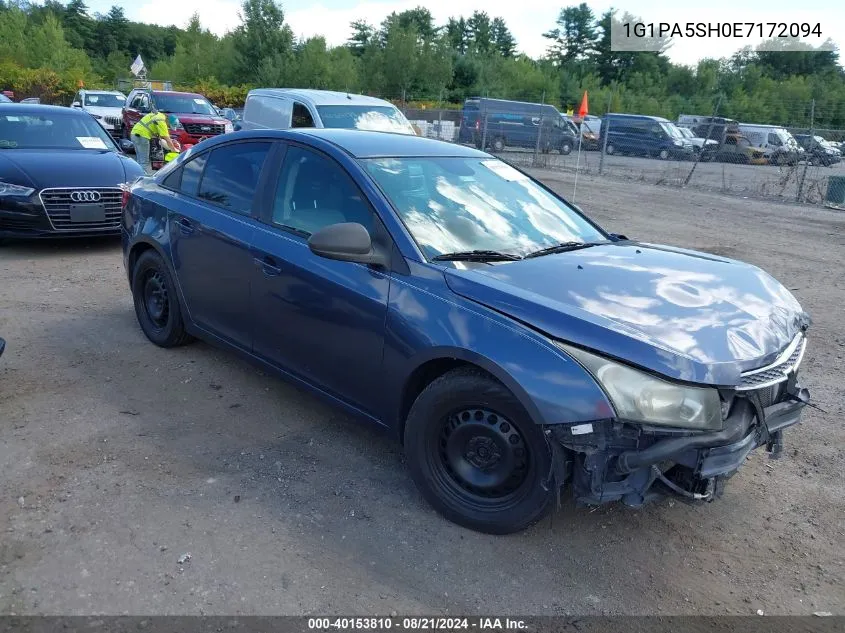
[1,0,844,128]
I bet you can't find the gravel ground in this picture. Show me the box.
[498,149,845,205]
[0,172,843,616]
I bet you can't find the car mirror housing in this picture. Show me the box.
[71,102,81,108]
[308,222,388,267]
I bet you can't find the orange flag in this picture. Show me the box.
[578,91,589,119]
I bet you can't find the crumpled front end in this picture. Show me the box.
[548,334,810,507]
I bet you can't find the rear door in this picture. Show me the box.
[167,139,278,349]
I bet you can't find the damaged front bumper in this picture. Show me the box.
[548,381,810,507]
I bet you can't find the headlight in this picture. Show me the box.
[673,140,683,146]
[557,343,723,430]
[0,181,35,197]
[224,121,234,134]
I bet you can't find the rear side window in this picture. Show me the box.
[179,154,207,196]
[244,95,292,128]
[197,142,271,215]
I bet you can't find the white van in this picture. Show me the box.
[239,89,416,135]
[738,124,803,165]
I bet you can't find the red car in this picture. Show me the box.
[122,89,233,147]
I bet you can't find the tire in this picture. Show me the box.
[404,368,554,534]
[492,137,505,153]
[605,143,615,155]
[559,142,572,156]
[659,149,670,160]
[131,250,193,348]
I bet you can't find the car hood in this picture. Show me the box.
[444,242,810,386]
[84,105,123,118]
[171,114,229,126]
[0,149,142,188]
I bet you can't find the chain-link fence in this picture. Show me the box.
[395,96,845,209]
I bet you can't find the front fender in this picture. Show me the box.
[382,265,614,432]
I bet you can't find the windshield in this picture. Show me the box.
[153,94,216,115]
[84,93,126,108]
[661,122,684,139]
[678,127,693,139]
[0,112,117,151]
[363,157,606,260]
[0,94,11,103]
[316,105,415,135]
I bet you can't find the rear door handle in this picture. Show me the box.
[254,255,282,276]
[176,217,195,235]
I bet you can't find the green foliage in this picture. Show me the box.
[0,0,843,130]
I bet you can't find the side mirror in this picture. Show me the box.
[120,139,135,153]
[71,102,81,108]
[608,233,629,241]
[233,122,242,131]
[308,222,388,267]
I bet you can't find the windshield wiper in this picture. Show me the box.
[523,241,605,259]
[432,249,523,262]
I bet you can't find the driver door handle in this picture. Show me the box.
[176,217,195,235]
[254,255,282,276]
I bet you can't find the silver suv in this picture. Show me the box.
[239,89,416,135]
[71,89,127,140]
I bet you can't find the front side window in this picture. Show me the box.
[292,102,314,128]
[197,142,271,214]
[0,112,118,151]
[272,146,372,235]
[363,157,605,260]
[315,105,415,135]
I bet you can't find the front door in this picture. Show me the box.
[250,144,390,416]
[168,140,275,349]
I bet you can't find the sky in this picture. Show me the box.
[83,0,844,67]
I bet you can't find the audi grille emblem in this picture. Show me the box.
[70,190,101,203]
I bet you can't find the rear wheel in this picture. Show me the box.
[404,368,554,534]
[659,149,670,160]
[131,250,193,348]
[605,143,616,155]
[492,137,505,153]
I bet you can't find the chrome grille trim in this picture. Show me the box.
[38,187,123,232]
[737,334,806,391]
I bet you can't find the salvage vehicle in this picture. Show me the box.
[793,134,841,167]
[122,129,811,534]
[239,89,416,136]
[602,114,695,160]
[0,104,144,239]
[122,89,233,147]
[71,89,127,141]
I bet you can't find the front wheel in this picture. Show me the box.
[492,137,505,153]
[131,250,193,348]
[559,142,572,156]
[659,149,670,160]
[605,143,616,155]
[404,368,554,534]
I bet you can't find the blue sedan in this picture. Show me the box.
[121,129,811,534]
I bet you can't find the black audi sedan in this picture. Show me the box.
[0,104,144,239]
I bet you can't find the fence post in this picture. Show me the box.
[533,90,546,166]
[796,98,815,203]
[684,94,723,186]
[598,91,613,175]
[481,112,489,152]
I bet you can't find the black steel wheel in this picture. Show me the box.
[404,368,554,534]
[131,250,193,348]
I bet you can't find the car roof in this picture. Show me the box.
[0,104,86,116]
[211,128,489,159]
[130,89,204,98]
[82,89,124,95]
[606,113,670,122]
[248,89,396,108]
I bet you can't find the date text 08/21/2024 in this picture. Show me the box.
[307,617,528,630]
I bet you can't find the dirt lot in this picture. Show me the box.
[500,149,845,205]
[1,173,843,616]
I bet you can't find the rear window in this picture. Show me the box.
[243,95,291,128]
[316,105,415,135]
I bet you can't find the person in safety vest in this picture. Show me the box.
[131,109,179,175]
